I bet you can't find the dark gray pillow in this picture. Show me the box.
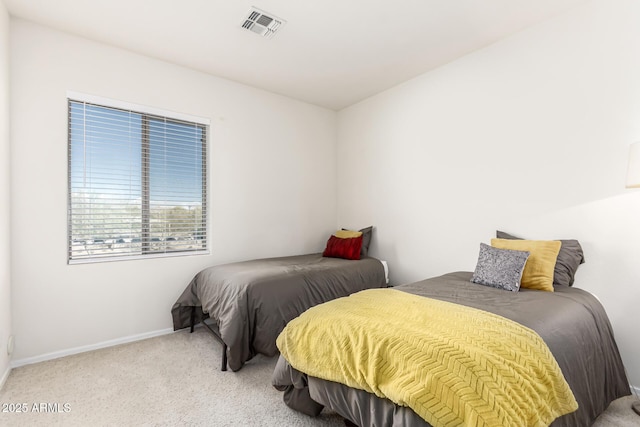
[343,226,373,258]
[496,230,585,287]
[471,243,530,292]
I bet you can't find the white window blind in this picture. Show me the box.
[68,98,208,263]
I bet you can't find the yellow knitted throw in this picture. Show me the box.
[277,288,577,427]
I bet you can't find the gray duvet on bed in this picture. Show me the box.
[171,253,386,371]
[272,271,630,427]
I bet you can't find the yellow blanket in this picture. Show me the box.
[277,288,577,427]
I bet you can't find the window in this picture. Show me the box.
[68,95,208,263]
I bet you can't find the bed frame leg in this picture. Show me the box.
[189,306,196,333]
[221,344,228,371]
[197,312,229,371]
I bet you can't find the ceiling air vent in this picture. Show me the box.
[241,7,286,39]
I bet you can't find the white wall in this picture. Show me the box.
[337,0,640,387]
[10,19,337,361]
[0,0,12,387]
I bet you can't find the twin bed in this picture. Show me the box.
[171,231,631,426]
[171,253,388,371]
[272,271,630,426]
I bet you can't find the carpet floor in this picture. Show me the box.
[0,328,638,426]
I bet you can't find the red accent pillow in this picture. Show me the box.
[322,235,363,260]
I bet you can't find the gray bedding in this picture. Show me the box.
[272,271,630,427]
[171,253,387,371]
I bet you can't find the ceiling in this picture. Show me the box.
[4,0,587,110]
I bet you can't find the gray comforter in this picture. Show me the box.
[172,253,386,371]
[272,271,630,427]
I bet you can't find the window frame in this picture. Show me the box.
[66,92,210,264]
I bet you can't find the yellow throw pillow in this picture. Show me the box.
[334,230,363,239]
[491,238,561,292]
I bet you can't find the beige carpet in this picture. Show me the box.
[0,328,638,426]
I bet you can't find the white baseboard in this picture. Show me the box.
[10,328,174,369]
[632,384,640,396]
[0,365,10,391]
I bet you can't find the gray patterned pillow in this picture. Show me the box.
[471,243,530,292]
